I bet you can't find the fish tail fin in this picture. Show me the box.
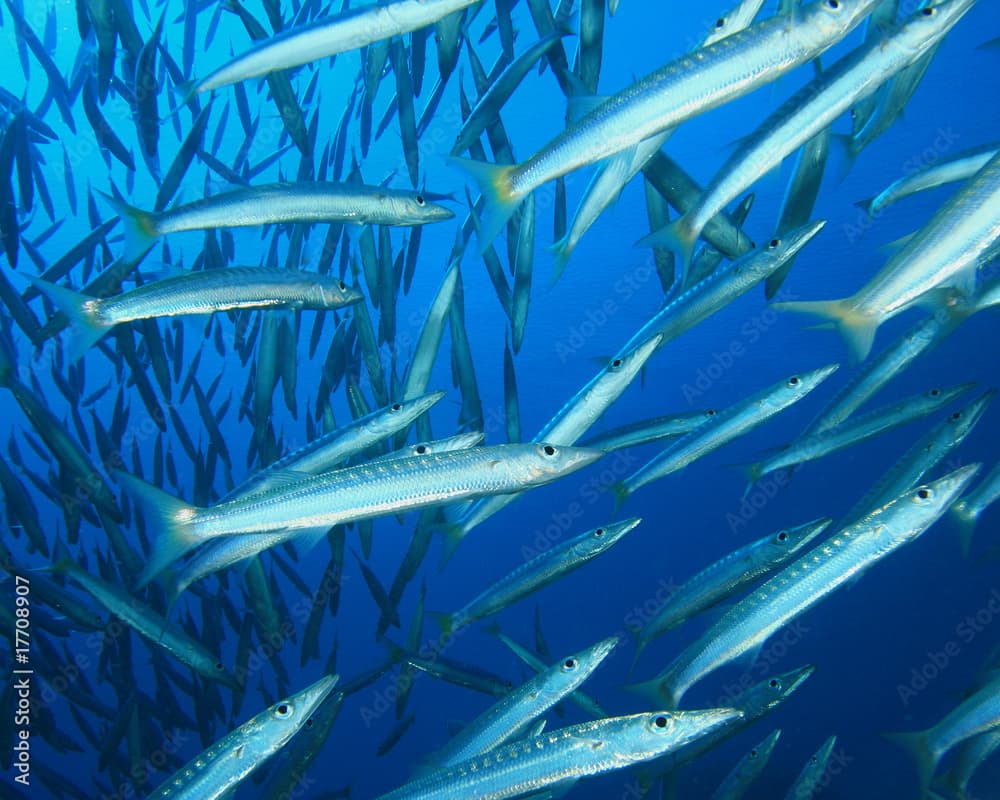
[853,196,877,217]
[97,191,158,261]
[773,298,876,362]
[951,501,980,558]
[446,157,521,253]
[610,480,630,512]
[883,730,938,796]
[831,133,860,185]
[436,522,465,570]
[21,275,111,362]
[627,636,648,679]
[427,611,455,637]
[113,470,201,589]
[635,214,698,282]
[549,234,574,287]
[621,674,675,708]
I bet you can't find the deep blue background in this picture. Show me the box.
[1,1,999,798]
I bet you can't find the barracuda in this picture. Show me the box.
[433,637,618,768]
[373,708,742,800]
[50,558,237,687]
[451,0,878,250]
[102,182,454,260]
[437,518,641,633]
[633,518,831,663]
[623,220,826,356]
[615,364,838,500]
[442,336,660,561]
[119,442,604,588]
[187,0,481,94]
[647,465,979,708]
[21,266,362,362]
[777,147,1000,361]
[747,383,973,483]
[149,674,339,799]
[651,0,976,269]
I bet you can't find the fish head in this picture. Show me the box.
[622,708,743,762]
[895,0,980,58]
[524,443,605,483]
[319,277,363,308]
[944,388,996,440]
[767,516,832,557]
[741,664,816,716]
[264,673,340,746]
[764,363,839,411]
[396,190,455,223]
[760,219,826,266]
[571,517,642,559]
[808,0,884,40]
[879,463,982,544]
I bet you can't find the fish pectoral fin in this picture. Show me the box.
[292,526,335,557]
[565,93,610,125]
[256,469,314,489]
[736,640,766,670]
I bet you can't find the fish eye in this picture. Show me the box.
[950,412,961,421]
[916,488,932,501]
[653,715,668,729]
[338,280,348,291]
[714,17,725,28]
[768,238,780,249]
[706,409,717,416]
[594,528,604,537]
[215,662,223,671]
[929,388,940,397]
[769,679,780,688]
[777,531,788,542]
[390,403,402,412]
[610,357,623,369]
[750,749,758,758]
[415,195,425,206]
[415,444,427,454]
[787,376,800,387]
[274,703,293,718]
[563,658,577,670]
[305,719,314,728]
[542,445,556,456]
[922,6,935,14]
[827,0,840,9]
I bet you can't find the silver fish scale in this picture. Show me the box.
[97,267,353,324]
[156,183,446,232]
[512,0,876,195]
[378,719,638,800]
[188,445,585,537]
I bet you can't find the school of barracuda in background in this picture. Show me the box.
[0,0,997,797]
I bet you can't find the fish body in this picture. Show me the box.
[454,0,878,248]
[439,518,640,632]
[120,443,604,586]
[104,183,453,259]
[657,0,975,268]
[374,709,742,800]
[652,465,979,707]
[191,0,480,93]
[618,364,838,498]
[634,519,831,655]
[434,637,618,767]
[778,148,1000,360]
[149,675,339,799]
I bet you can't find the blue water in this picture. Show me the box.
[1,1,999,798]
